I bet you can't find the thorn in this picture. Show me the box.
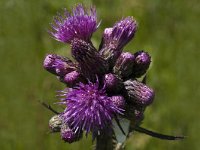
[134,126,185,140]
[39,100,60,114]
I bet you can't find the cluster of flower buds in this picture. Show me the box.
[43,4,154,143]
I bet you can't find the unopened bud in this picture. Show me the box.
[60,124,82,143]
[49,115,62,132]
[62,71,84,87]
[71,38,108,80]
[101,17,137,50]
[113,52,135,79]
[99,28,113,50]
[99,28,121,69]
[99,17,137,69]
[124,79,154,106]
[103,73,123,93]
[132,51,151,78]
[43,54,75,77]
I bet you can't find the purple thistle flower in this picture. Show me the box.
[110,17,137,49]
[101,17,137,50]
[132,51,151,78]
[59,80,123,137]
[50,4,98,43]
[99,17,137,68]
[43,54,76,77]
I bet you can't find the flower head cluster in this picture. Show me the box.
[44,4,154,143]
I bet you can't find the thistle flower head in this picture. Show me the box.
[60,80,123,137]
[99,17,137,68]
[50,4,98,43]
[102,17,137,50]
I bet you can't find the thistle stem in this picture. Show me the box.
[95,132,113,150]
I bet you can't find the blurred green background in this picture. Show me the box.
[0,0,199,149]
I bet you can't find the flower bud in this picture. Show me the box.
[60,124,82,143]
[113,52,135,79]
[99,28,113,50]
[71,38,108,80]
[99,28,122,69]
[132,51,151,78]
[103,73,123,93]
[43,54,75,77]
[62,71,84,87]
[49,115,62,132]
[99,17,137,69]
[111,17,137,50]
[124,79,155,106]
[110,95,125,110]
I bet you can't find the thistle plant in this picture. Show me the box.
[43,4,184,150]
